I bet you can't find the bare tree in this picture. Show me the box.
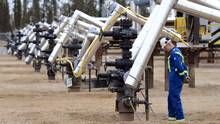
[0,0,11,32]
[14,0,22,29]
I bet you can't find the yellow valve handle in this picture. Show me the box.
[56,57,76,77]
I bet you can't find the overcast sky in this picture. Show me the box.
[8,0,14,14]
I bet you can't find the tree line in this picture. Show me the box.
[0,0,103,32]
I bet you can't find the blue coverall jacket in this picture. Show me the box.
[168,47,188,120]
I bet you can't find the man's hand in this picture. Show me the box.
[185,76,191,82]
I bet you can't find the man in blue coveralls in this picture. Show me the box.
[160,37,190,123]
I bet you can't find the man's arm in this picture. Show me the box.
[172,52,188,78]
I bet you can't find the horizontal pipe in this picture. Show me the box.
[175,0,220,22]
[77,20,101,30]
[189,0,220,10]
[76,10,105,28]
[156,0,220,23]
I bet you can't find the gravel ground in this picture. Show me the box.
[0,49,219,124]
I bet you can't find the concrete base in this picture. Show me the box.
[119,112,134,121]
[67,87,81,92]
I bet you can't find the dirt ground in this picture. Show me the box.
[0,49,220,124]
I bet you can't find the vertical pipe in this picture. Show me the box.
[130,1,137,30]
[148,55,154,89]
[189,63,195,88]
[125,0,178,88]
[187,50,196,88]
[89,68,91,92]
[78,36,90,59]
[145,69,149,120]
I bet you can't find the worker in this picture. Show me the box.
[160,37,190,123]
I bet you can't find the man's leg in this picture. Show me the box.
[168,81,176,120]
[168,93,175,118]
[174,81,184,120]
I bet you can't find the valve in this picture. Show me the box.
[41,28,57,80]
[31,24,48,72]
[101,18,139,121]
[61,38,82,91]
[16,31,26,60]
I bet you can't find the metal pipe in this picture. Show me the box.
[48,11,80,63]
[87,33,112,40]
[69,32,85,40]
[37,51,42,58]
[78,36,90,59]
[41,41,49,51]
[48,32,84,63]
[48,33,67,63]
[25,44,36,64]
[29,44,36,55]
[76,10,105,28]
[125,0,178,88]
[189,0,220,10]
[54,17,69,35]
[73,1,184,78]
[77,27,90,34]
[28,32,36,41]
[39,39,47,47]
[156,0,220,23]
[131,5,160,60]
[87,33,96,39]
[17,29,34,51]
[128,5,183,60]
[25,55,33,64]
[77,20,102,29]
[175,0,220,22]
[74,5,125,77]
[77,32,113,61]
[77,20,101,35]
[48,10,104,63]
[18,43,27,51]
[28,43,33,49]
[114,3,185,60]
[39,17,69,52]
